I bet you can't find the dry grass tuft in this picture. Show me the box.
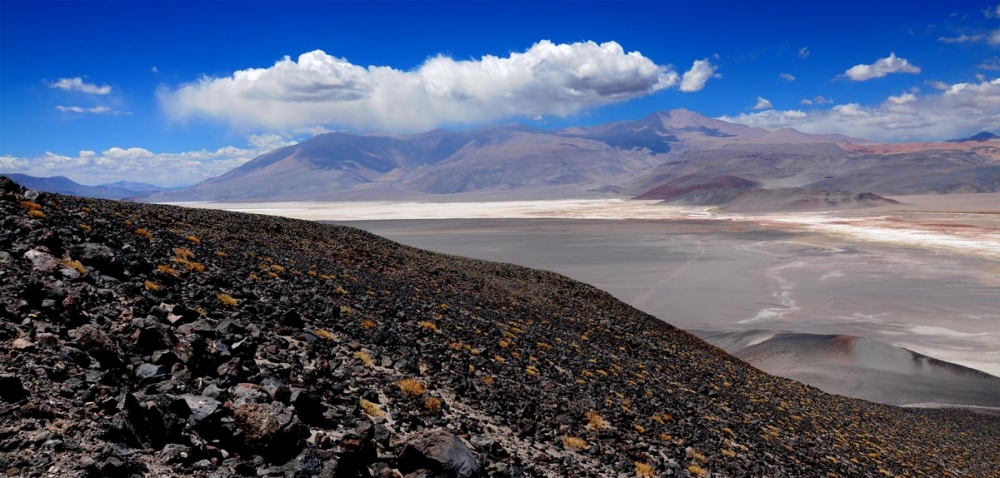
[361,319,378,330]
[359,399,385,417]
[313,329,335,341]
[418,321,438,332]
[20,201,41,210]
[186,235,200,244]
[214,250,227,257]
[157,264,178,276]
[78,223,91,232]
[80,206,91,213]
[354,351,374,367]
[562,436,589,450]
[173,247,195,259]
[586,411,607,431]
[217,293,238,306]
[398,378,426,397]
[135,228,151,239]
[60,259,86,274]
[525,365,539,377]
[687,465,707,477]
[424,396,442,412]
[144,280,162,291]
[28,209,45,218]
[635,462,656,477]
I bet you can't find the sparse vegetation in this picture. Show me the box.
[424,396,442,412]
[156,264,178,276]
[635,462,655,477]
[28,209,45,218]
[135,228,151,238]
[562,436,588,450]
[586,411,607,430]
[217,293,238,306]
[361,319,377,329]
[354,351,374,367]
[398,378,426,397]
[60,259,86,274]
[418,321,438,331]
[186,235,200,244]
[359,399,384,417]
[687,465,707,477]
[144,280,162,291]
[313,329,335,340]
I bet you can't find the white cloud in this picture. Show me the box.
[152,66,159,73]
[842,53,921,81]
[780,73,796,82]
[0,135,300,187]
[938,30,1000,45]
[55,105,130,115]
[798,47,810,59]
[887,92,918,104]
[800,95,833,106]
[48,77,112,95]
[56,105,109,114]
[721,77,1000,142]
[679,59,718,93]
[985,3,1000,18]
[161,40,696,133]
[982,57,1000,71]
[753,96,773,110]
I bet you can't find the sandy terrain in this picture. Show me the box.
[168,196,1000,405]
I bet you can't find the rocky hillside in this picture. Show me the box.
[1,176,998,478]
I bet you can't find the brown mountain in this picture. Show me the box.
[149,109,1000,202]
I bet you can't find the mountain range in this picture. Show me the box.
[146,109,1000,203]
[3,174,172,200]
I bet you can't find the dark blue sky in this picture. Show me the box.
[2,1,999,185]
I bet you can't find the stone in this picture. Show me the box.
[24,249,60,273]
[398,429,481,478]
[182,394,222,425]
[72,324,124,369]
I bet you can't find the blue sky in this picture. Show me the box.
[2,0,999,186]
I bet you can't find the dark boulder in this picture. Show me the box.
[398,429,480,478]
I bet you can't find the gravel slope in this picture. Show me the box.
[1,176,998,478]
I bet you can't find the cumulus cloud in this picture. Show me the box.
[160,40,697,133]
[798,47,810,59]
[0,134,299,187]
[752,96,773,110]
[679,59,718,93]
[720,77,1000,142]
[780,73,796,82]
[982,57,1000,71]
[842,53,921,81]
[48,77,112,95]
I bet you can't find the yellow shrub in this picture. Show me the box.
[562,436,588,450]
[173,247,194,259]
[60,259,86,274]
[313,329,335,340]
[586,411,607,430]
[359,399,384,417]
[20,201,41,210]
[186,235,200,244]
[217,294,238,306]
[157,264,178,276]
[354,351,374,367]
[687,465,707,477]
[635,462,655,477]
[144,280,162,291]
[425,396,442,412]
[28,209,45,218]
[398,378,426,397]
[361,319,377,329]
[78,223,92,232]
[418,321,438,332]
[525,365,539,377]
[135,228,151,239]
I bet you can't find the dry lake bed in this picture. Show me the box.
[171,194,1000,408]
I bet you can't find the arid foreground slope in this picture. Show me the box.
[1,176,997,478]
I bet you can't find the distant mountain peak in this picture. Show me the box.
[948,131,999,143]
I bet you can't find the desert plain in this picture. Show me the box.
[173,193,1000,410]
